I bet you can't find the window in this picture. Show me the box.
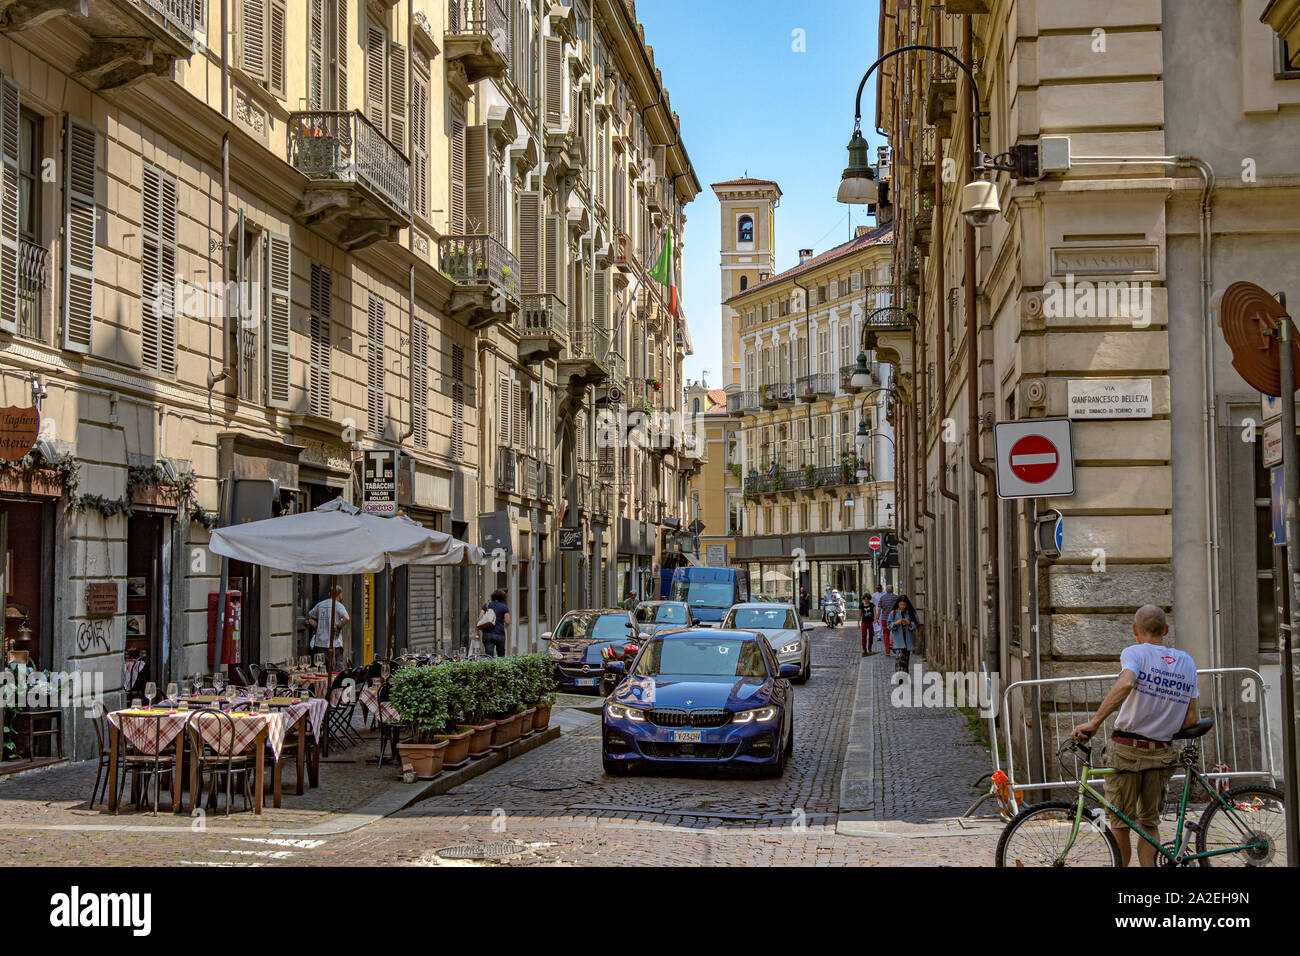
[1277,38,1300,77]
[309,263,332,417]
[367,292,386,436]
[737,215,753,243]
[308,0,348,110]
[15,108,42,340]
[739,275,748,292]
[142,163,178,378]
[537,534,548,623]
[238,0,286,98]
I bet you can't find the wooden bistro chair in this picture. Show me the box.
[375,680,405,770]
[186,708,253,815]
[115,711,177,816]
[88,714,114,808]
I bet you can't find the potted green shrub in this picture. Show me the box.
[432,665,474,768]
[530,654,558,731]
[504,657,536,740]
[388,665,450,779]
[484,658,524,749]
[451,659,496,758]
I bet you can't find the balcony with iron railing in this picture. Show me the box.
[446,0,510,82]
[518,452,540,501]
[437,234,523,329]
[629,377,664,414]
[515,292,568,361]
[289,111,410,250]
[496,446,518,495]
[796,373,837,402]
[728,391,759,417]
[559,324,611,389]
[759,381,795,409]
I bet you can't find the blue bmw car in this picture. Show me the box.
[601,628,797,777]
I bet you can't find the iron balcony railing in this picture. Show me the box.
[630,377,664,410]
[289,111,410,218]
[137,0,196,34]
[518,452,540,500]
[440,234,522,311]
[448,0,509,40]
[516,292,568,343]
[496,446,518,494]
[567,324,611,366]
[17,238,48,341]
[797,373,837,399]
[728,391,759,415]
[759,381,795,406]
[605,351,628,386]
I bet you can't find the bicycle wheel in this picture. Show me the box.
[1195,785,1286,867]
[996,801,1121,867]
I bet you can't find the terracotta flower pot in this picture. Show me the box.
[533,703,552,732]
[435,728,473,768]
[397,739,448,780]
[517,707,537,737]
[463,722,495,758]
[490,714,522,749]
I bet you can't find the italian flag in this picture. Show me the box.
[648,228,680,318]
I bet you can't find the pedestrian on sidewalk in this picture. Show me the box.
[798,586,810,619]
[478,589,510,658]
[308,586,351,654]
[870,584,884,652]
[888,596,919,670]
[877,585,898,654]
[1070,605,1200,867]
[861,598,876,656]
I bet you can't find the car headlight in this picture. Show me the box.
[548,645,563,660]
[779,641,801,654]
[606,703,645,721]
[732,706,778,724]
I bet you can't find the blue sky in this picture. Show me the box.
[635,0,885,389]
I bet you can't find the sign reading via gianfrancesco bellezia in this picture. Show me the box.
[993,418,1075,500]
[1067,379,1152,419]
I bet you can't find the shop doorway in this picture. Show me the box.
[125,513,169,688]
[1,499,54,668]
[227,559,262,667]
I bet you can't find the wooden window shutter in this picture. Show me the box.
[334,0,348,109]
[308,0,324,109]
[497,373,510,445]
[593,270,606,332]
[411,65,429,218]
[309,263,332,417]
[491,159,506,241]
[240,0,267,83]
[464,125,488,233]
[411,319,428,449]
[451,343,465,460]
[268,0,286,97]
[388,42,407,150]
[511,377,523,449]
[449,116,466,233]
[367,292,386,436]
[61,115,96,353]
[365,23,386,131]
[543,214,559,297]
[141,163,176,376]
[544,36,563,127]
[0,76,18,335]
[263,231,291,408]
[516,189,540,293]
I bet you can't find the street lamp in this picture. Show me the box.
[849,351,873,390]
[837,43,1024,228]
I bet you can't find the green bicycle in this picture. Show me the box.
[996,717,1286,867]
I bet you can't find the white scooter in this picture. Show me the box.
[821,594,846,628]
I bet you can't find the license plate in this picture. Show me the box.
[670,730,702,742]
[575,677,599,687]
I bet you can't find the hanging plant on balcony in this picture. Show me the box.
[646,377,662,392]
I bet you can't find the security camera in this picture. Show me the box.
[960,179,1001,229]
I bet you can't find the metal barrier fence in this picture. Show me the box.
[997,667,1277,816]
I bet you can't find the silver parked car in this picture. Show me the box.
[721,603,812,683]
[631,600,696,638]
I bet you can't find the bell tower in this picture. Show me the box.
[711,178,782,388]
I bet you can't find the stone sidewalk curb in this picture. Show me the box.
[271,711,599,837]
[835,651,876,833]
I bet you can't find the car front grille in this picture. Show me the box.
[642,742,738,760]
[645,707,731,728]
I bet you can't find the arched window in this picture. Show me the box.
[692,398,700,415]
[739,275,748,291]
[737,215,753,243]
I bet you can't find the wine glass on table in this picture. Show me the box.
[144,682,157,709]
[166,682,178,706]
[267,671,278,699]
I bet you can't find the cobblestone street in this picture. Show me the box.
[0,623,1003,866]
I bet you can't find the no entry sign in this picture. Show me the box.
[993,419,1075,499]
[868,535,882,551]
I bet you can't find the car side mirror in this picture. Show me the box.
[802,622,814,632]
[541,632,552,642]
[778,664,800,679]
[604,660,625,675]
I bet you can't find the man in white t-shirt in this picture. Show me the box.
[308,586,351,651]
[1072,605,1200,867]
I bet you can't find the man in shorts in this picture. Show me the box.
[1071,605,1200,867]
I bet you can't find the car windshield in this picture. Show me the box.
[632,638,768,678]
[727,607,797,630]
[670,580,734,608]
[635,604,687,624]
[555,613,631,640]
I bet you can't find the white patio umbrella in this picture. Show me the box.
[209,499,458,671]
[762,569,792,583]
[411,539,488,567]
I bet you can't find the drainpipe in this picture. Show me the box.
[961,15,999,675]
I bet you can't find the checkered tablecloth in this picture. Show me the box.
[189,710,287,761]
[281,698,329,743]
[358,686,401,723]
[106,709,189,756]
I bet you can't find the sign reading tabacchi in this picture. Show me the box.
[1066,379,1153,419]
[0,405,40,463]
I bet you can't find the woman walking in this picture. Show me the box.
[478,589,510,658]
[860,598,875,656]
[887,596,919,671]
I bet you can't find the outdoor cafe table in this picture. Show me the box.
[104,708,187,813]
[358,685,400,724]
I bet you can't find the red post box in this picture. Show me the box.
[207,590,242,674]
